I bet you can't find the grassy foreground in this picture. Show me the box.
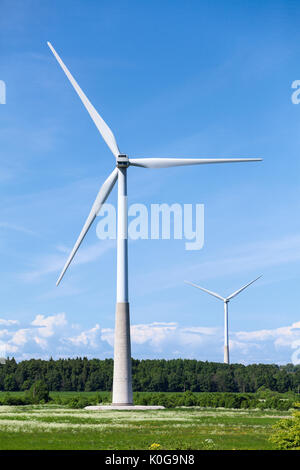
[0,405,290,450]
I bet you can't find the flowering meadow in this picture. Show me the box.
[0,403,291,450]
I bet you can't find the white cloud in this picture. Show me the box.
[100,328,114,347]
[235,321,300,348]
[67,324,101,348]
[11,329,30,346]
[0,313,300,364]
[0,313,69,359]
[31,313,67,337]
[132,322,177,346]
[33,336,48,349]
[100,322,217,353]
[0,329,10,339]
[0,319,19,326]
[0,343,18,356]
[229,339,262,354]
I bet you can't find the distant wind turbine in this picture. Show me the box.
[185,276,262,364]
[48,41,262,405]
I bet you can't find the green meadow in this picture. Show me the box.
[0,403,290,450]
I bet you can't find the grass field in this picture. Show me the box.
[0,404,289,450]
[0,391,110,399]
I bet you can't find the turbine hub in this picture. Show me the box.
[117,154,129,168]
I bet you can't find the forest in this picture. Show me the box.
[0,358,300,393]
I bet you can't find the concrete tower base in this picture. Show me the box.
[224,346,229,364]
[112,302,133,405]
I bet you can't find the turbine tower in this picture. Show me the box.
[48,42,262,405]
[185,276,261,364]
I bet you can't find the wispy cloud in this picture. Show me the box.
[134,233,300,295]
[20,239,115,283]
[0,222,37,236]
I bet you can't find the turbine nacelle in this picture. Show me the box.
[117,154,129,168]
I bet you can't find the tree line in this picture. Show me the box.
[0,357,299,393]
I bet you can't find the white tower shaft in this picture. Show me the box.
[112,168,133,405]
[116,168,128,303]
[224,301,229,364]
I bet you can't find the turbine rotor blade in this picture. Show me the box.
[56,168,118,286]
[226,275,262,301]
[129,158,262,169]
[184,281,225,301]
[47,42,120,158]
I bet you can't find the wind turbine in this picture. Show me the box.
[185,276,262,364]
[48,41,262,405]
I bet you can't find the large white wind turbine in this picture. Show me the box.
[48,42,262,405]
[185,276,262,364]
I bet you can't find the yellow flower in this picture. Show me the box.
[148,443,161,450]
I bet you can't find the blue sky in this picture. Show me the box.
[0,0,300,364]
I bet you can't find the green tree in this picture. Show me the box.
[270,403,300,449]
[21,379,32,391]
[4,374,17,391]
[26,380,50,404]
